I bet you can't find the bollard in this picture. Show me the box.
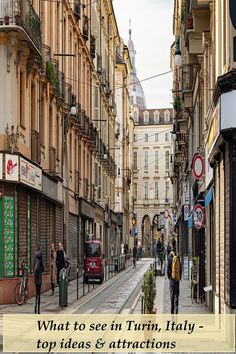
[83,270,85,296]
[92,267,95,289]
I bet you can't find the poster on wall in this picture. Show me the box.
[0,153,2,180]
[183,256,189,280]
[5,154,19,181]
[4,196,15,277]
[20,158,42,191]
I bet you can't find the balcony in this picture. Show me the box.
[0,0,41,54]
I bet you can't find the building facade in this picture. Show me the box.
[114,40,134,254]
[133,109,174,256]
[171,0,236,314]
[0,0,118,304]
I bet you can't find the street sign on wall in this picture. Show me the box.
[193,154,204,180]
[194,204,204,229]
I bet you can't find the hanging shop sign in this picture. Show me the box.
[182,182,190,204]
[20,158,42,191]
[184,204,190,221]
[0,153,2,179]
[5,154,19,181]
[193,204,205,229]
[193,154,204,180]
[207,104,220,158]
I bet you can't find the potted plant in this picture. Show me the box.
[142,268,156,314]
[173,96,182,113]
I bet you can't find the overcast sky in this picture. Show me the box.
[113,0,174,109]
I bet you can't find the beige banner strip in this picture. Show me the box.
[3,314,235,352]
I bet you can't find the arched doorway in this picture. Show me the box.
[141,215,151,257]
[152,214,160,256]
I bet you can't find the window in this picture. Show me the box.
[165,133,169,142]
[155,151,159,170]
[165,150,170,170]
[155,182,159,200]
[19,70,25,126]
[144,134,148,142]
[164,110,170,122]
[133,182,138,200]
[144,182,149,200]
[144,151,148,171]
[144,111,149,123]
[155,133,158,142]
[133,111,138,122]
[56,115,60,158]
[154,111,160,123]
[134,134,137,142]
[133,151,137,170]
[94,86,99,122]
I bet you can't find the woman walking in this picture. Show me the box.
[33,244,44,314]
[50,243,56,295]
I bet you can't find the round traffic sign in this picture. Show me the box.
[194,204,204,229]
[193,154,204,180]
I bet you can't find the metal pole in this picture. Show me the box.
[77,264,79,299]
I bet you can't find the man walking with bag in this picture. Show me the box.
[167,243,182,314]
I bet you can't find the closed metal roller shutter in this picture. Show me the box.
[40,198,48,271]
[225,143,230,305]
[55,205,63,246]
[68,213,78,279]
[219,159,225,312]
[30,193,38,275]
[230,138,236,307]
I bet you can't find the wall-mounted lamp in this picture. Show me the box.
[174,37,182,67]
[70,94,77,116]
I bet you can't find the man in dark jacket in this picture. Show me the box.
[132,243,137,268]
[33,244,44,314]
[56,242,66,285]
[167,245,182,314]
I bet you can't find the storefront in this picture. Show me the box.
[79,198,95,264]
[0,153,63,304]
[207,71,236,312]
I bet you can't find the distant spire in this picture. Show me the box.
[129,19,131,37]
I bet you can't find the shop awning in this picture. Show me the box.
[205,187,213,207]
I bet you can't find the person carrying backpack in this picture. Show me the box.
[167,243,182,314]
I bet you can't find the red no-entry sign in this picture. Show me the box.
[193,154,204,180]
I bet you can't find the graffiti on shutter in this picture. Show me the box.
[18,190,27,269]
[0,197,2,277]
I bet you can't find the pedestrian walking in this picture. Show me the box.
[33,244,44,314]
[132,243,137,268]
[50,243,56,295]
[56,242,66,285]
[167,244,182,314]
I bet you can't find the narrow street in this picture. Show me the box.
[1,259,231,354]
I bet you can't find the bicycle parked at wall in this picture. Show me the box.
[15,259,28,306]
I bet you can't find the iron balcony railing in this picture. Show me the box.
[0,0,42,53]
